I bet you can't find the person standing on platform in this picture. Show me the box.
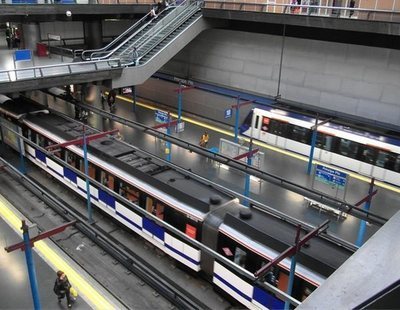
[107,89,117,112]
[5,27,11,49]
[349,0,356,18]
[53,270,73,308]
[199,131,209,148]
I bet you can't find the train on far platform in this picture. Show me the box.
[241,107,400,186]
[0,94,354,309]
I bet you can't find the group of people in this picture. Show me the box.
[5,26,21,49]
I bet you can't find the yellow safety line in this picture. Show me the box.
[0,194,115,310]
[114,94,400,194]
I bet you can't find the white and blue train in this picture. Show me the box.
[0,95,353,309]
[241,107,400,187]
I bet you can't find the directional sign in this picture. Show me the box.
[155,110,168,123]
[315,165,347,188]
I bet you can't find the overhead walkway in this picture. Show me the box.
[297,210,400,309]
[0,0,217,93]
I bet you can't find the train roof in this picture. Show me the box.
[0,96,48,120]
[24,112,234,219]
[222,206,353,277]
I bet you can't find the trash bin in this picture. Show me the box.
[36,43,48,57]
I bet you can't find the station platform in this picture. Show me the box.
[0,193,126,310]
[30,87,400,246]
[1,33,400,246]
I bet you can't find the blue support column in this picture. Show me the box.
[284,255,297,310]
[307,116,319,175]
[22,221,41,310]
[132,85,136,112]
[234,96,240,143]
[83,129,93,223]
[243,138,253,207]
[285,225,301,310]
[166,113,171,162]
[356,178,375,247]
[177,81,182,124]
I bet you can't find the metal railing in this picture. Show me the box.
[203,0,400,22]
[0,58,121,83]
[1,0,161,4]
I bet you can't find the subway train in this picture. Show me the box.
[0,95,354,309]
[241,107,400,187]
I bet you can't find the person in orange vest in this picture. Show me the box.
[199,131,209,148]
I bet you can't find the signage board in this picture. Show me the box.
[15,50,31,62]
[315,164,347,188]
[224,108,232,119]
[48,34,61,41]
[176,121,185,133]
[155,110,168,123]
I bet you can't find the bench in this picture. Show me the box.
[304,197,347,220]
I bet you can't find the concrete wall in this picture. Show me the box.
[157,28,400,127]
[39,20,134,42]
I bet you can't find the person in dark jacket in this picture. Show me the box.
[53,270,72,308]
[107,89,117,112]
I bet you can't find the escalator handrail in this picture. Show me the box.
[81,11,152,60]
[124,3,201,66]
[83,0,191,62]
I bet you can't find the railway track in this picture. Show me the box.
[0,156,212,310]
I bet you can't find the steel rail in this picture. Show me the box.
[0,156,209,310]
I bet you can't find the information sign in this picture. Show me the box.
[176,121,185,133]
[155,110,168,123]
[224,108,232,119]
[315,165,347,188]
[15,50,32,62]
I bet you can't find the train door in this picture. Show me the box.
[251,112,261,140]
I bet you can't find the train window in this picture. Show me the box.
[338,139,359,158]
[288,125,311,144]
[30,131,37,143]
[234,247,247,268]
[38,135,46,147]
[254,115,260,129]
[375,150,389,168]
[261,117,270,132]
[394,155,400,172]
[269,119,283,135]
[360,146,377,164]
[316,133,334,151]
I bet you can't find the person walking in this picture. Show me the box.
[53,270,73,308]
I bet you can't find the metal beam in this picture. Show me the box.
[5,220,76,253]
[46,129,119,150]
[232,99,254,109]
[254,219,330,278]
[233,148,259,161]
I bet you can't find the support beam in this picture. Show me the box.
[45,129,119,150]
[254,219,330,278]
[5,220,77,253]
[233,148,259,161]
